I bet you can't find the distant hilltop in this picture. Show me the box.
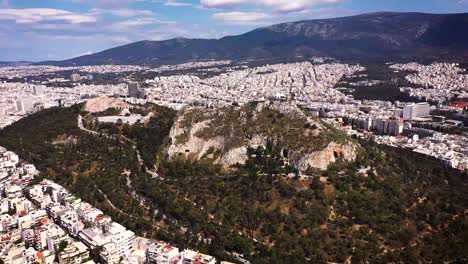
[39,12,468,66]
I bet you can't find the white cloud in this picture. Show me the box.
[76,50,94,57]
[43,34,96,40]
[211,7,351,25]
[148,33,169,41]
[200,0,245,9]
[31,32,133,44]
[201,0,343,13]
[213,11,271,21]
[165,0,193,6]
[30,23,85,30]
[109,17,175,31]
[74,0,194,8]
[89,8,155,17]
[113,18,157,28]
[212,11,272,25]
[71,0,134,8]
[0,8,96,24]
[110,36,131,43]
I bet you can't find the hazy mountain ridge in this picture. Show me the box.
[0,61,32,67]
[41,12,468,66]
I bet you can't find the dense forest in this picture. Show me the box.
[0,105,152,234]
[85,103,177,168]
[0,105,466,263]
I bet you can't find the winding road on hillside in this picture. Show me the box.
[77,114,255,263]
[78,114,174,224]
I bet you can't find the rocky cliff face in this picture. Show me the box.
[289,142,357,171]
[167,102,358,172]
[167,119,225,160]
[167,112,261,168]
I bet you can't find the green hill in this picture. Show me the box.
[0,103,466,263]
[167,101,357,172]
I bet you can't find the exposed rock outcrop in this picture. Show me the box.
[166,102,358,171]
[221,146,249,167]
[168,119,224,160]
[84,96,131,113]
[289,142,358,171]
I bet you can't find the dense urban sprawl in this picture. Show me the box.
[1,59,466,170]
[391,63,468,103]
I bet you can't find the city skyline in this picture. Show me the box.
[1,0,468,61]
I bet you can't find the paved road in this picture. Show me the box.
[78,115,98,135]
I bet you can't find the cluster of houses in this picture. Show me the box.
[0,146,228,264]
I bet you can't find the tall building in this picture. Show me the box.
[371,118,403,135]
[403,103,430,120]
[128,82,141,98]
[372,119,387,135]
[138,88,146,99]
[70,74,81,82]
[16,100,23,113]
[387,120,404,136]
[16,97,36,114]
[33,85,44,95]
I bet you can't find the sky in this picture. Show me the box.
[1,0,467,62]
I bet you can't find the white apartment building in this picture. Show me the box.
[180,249,217,264]
[403,102,430,120]
[146,242,180,264]
[100,242,121,264]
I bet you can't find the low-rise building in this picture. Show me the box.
[58,241,90,264]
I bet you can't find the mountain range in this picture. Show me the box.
[42,12,468,66]
[0,61,32,67]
